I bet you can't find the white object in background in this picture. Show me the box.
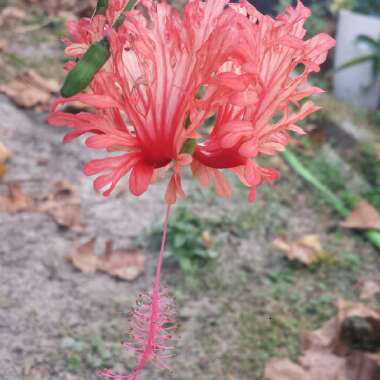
[334,10,380,109]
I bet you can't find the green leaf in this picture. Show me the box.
[94,0,108,16]
[335,54,378,73]
[356,34,380,52]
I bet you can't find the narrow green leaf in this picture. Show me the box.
[356,34,380,52]
[282,149,380,251]
[334,54,378,73]
[94,0,108,16]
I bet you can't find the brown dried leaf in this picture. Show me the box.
[68,239,145,281]
[341,201,380,232]
[263,347,380,380]
[273,234,326,265]
[265,299,380,380]
[20,69,60,94]
[262,358,312,380]
[298,351,348,380]
[69,239,98,273]
[49,202,82,230]
[355,280,380,300]
[0,70,59,108]
[303,299,380,356]
[201,230,213,249]
[99,241,146,281]
[0,183,33,212]
[38,180,82,231]
[301,317,338,353]
[0,80,50,108]
[346,351,380,380]
[0,142,11,164]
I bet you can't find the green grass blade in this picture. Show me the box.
[334,54,378,73]
[282,149,380,251]
[356,35,380,52]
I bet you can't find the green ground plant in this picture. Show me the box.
[61,335,114,374]
[150,207,218,277]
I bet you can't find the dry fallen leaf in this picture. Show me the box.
[0,183,33,212]
[69,239,146,281]
[21,69,60,94]
[355,280,380,300]
[0,142,11,176]
[0,80,50,108]
[100,241,146,281]
[263,299,380,380]
[273,234,326,265]
[0,70,59,109]
[201,230,213,249]
[346,351,380,380]
[37,180,82,231]
[298,350,348,380]
[303,299,380,356]
[263,350,380,380]
[69,239,99,273]
[341,201,380,232]
[262,358,312,380]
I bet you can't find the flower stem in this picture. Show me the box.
[282,148,380,250]
[155,204,172,289]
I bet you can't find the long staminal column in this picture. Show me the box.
[101,205,175,380]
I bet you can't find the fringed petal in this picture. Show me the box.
[129,162,154,196]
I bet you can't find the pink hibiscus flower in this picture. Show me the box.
[49,0,334,205]
[48,1,335,378]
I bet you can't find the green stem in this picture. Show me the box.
[282,148,380,251]
[113,0,138,29]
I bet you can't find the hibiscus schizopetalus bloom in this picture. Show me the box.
[48,0,335,378]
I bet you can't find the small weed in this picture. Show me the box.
[368,109,380,128]
[267,269,294,286]
[303,294,335,319]
[28,6,50,26]
[355,143,380,211]
[61,335,114,374]
[337,251,362,269]
[340,191,361,210]
[4,53,25,69]
[150,207,218,277]
[304,153,346,193]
